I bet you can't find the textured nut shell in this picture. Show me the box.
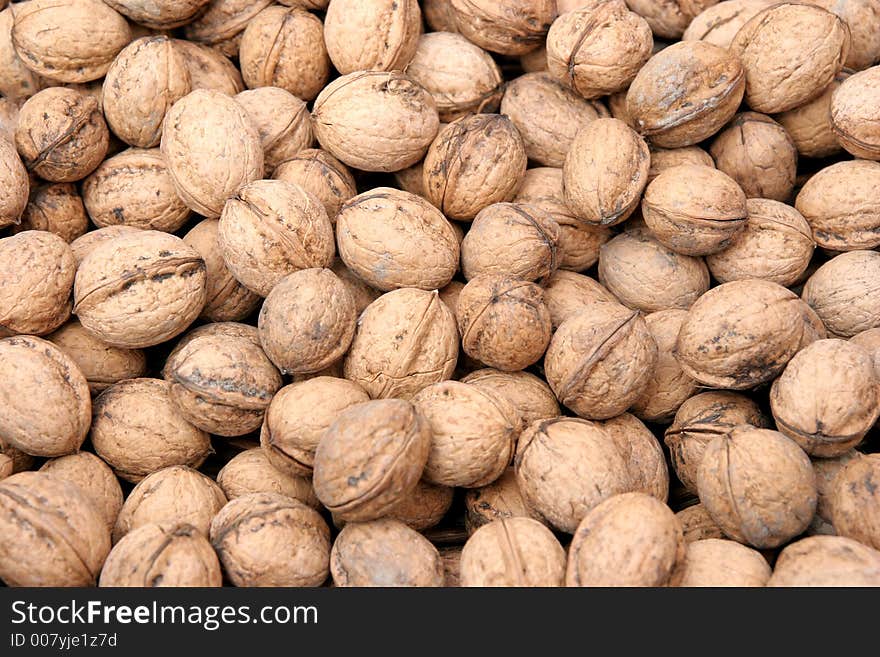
[261,377,370,478]
[0,336,89,457]
[313,399,431,522]
[768,535,880,586]
[461,369,560,425]
[449,0,556,55]
[234,87,312,175]
[520,45,548,72]
[90,379,211,483]
[677,503,726,543]
[216,448,318,509]
[70,226,142,266]
[464,468,545,534]
[0,8,42,100]
[325,0,421,74]
[104,0,211,29]
[0,472,110,586]
[732,3,850,113]
[15,87,109,182]
[802,250,880,337]
[851,327,880,378]
[413,381,520,488]
[210,492,330,587]
[545,302,658,420]
[344,288,458,400]
[40,452,123,532]
[563,118,650,226]
[161,89,263,218]
[461,517,566,586]
[0,98,19,144]
[330,518,444,587]
[830,454,880,549]
[626,0,720,39]
[777,71,847,159]
[515,417,630,533]
[423,114,527,221]
[541,270,618,330]
[173,39,244,96]
[647,145,714,183]
[682,0,774,48]
[336,188,459,291]
[13,182,88,242]
[11,0,131,83]
[185,0,272,48]
[0,455,11,480]
[258,268,355,375]
[423,0,458,31]
[0,136,27,228]
[603,413,669,500]
[313,70,439,173]
[0,231,75,336]
[812,449,859,523]
[457,275,552,372]
[675,279,806,389]
[678,538,771,587]
[697,426,817,548]
[386,480,453,531]
[831,59,880,159]
[814,0,880,70]
[273,149,356,223]
[707,198,814,286]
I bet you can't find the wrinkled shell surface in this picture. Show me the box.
[174,39,244,95]
[541,270,618,329]
[13,182,87,243]
[0,136,27,229]
[273,149,357,224]
[830,58,880,160]
[235,87,312,175]
[815,0,880,70]
[39,452,124,532]
[216,448,318,509]
[678,538,771,587]
[830,454,880,550]
[812,449,859,523]
[851,327,880,378]
[104,0,211,30]
[603,413,669,500]
[676,503,726,543]
[449,0,556,55]
[626,0,720,39]
[185,0,273,52]
[70,226,142,266]
[768,535,880,586]
[386,480,453,531]
[682,0,773,48]
[777,71,847,159]
[0,8,42,101]
[464,468,545,534]
[802,250,880,337]
[461,369,560,425]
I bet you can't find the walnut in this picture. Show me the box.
[678,538,771,587]
[234,87,313,175]
[0,134,27,230]
[386,480,453,531]
[464,468,546,534]
[801,250,880,337]
[676,503,726,543]
[603,413,669,500]
[12,182,88,243]
[541,270,618,330]
[814,0,880,70]
[184,0,273,57]
[812,450,859,525]
[647,145,714,183]
[768,535,880,586]
[423,0,458,31]
[520,45,547,72]
[627,0,722,38]
[215,448,319,509]
[70,226,143,266]
[682,0,774,48]
[0,96,18,142]
[39,452,123,533]
[830,453,880,550]
[104,0,210,29]
[851,328,880,377]
[461,369,560,425]
[173,39,244,96]
[777,71,848,159]
[0,7,42,101]
[448,0,556,55]
[273,149,357,223]
[831,67,880,160]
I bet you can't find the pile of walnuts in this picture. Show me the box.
[2,0,880,588]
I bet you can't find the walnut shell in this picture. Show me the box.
[337,188,459,291]
[603,413,669,500]
[90,378,212,483]
[464,467,545,534]
[423,0,458,31]
[647,145,714,183]
[0,96,19,144]
[815,0,880,70]
[851,327,880,378]
[678,538,771,587]
[776,70,848,159]
[682,0,774,48]
[184,0,272,54]
[801,250,880,337]
[520,44,547,72]
[0,7,42,101]
[0,454,12,480]
[313,70,438,173]
[405,32,503,123]
[812,449,859,523]
[449,0,556,56]
[631,0,724,38]
[15,87,109,182]
[332,262,382,318]
[768,535,880,586]
[104,0,211,29]
[545,301,658,420]
[732,3,850,113]
[215,448,319,509]
[461,517,566,586]
[325,0,421,75]
[697,426,817,548]
[461,369,560,425]
[386,480,453,531]
[39,452,123,533]
[210,492,330,587]
[413,381,520,488]
[541,270,618,330]
[0,134,27,229]
[11,0,131,83]
[546,1,653,98]
[709,112,798,202]
[70,225,143,266]
[627,41,744,148]
[0,471,110,586]
[0,231,75,336]
[99,523,221,587]
[273,149,356,223]
[515,417,630,533]
[233,87,312,176]
[457,275,552,372]
[163,323,262,376]
[676,503,726,543]
[173,39,244,96]
[676,279,806,388]
[12,182,87,242]
[830,453,880,550]
[330,518,444,587]
[344,288,458,399]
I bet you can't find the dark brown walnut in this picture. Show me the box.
[405,32,503,123]
[777,71,848,159]
[104,0,211,29]
[413,381,521,489]
[235,87,313,175]
[801,250,880,337]
[647,145,714,183]
[515,417,630,533]
[330,518,444,587]
[184,0,273,57]
[449,0,556,55]
[0,231,75,336]
[0,336,90,457]
[0,7,42,101]
[74,230,207,349]
[831,453,880,550]
[385,480,453,531]
[631,310,698,424]
[545,301,657,420]
[461,202,560,283]
[216,449,319,509]
[768,535,880,586]
[541,270,618,329]
[709,113,798,202]
[173,39,244,96]
[461,369,560,425]
[514,168,612,272]
[501,72,610,167]
[464,468,546,534]
[15,87,108,182]
[665,391,770,494]
[676,503,726,543]
[39,452,123,532]
[457,275,552,372]
[312,399,431,522]
[675,279,806,389]
[423,114,527,221]
[770,339,879,457]
[567,493,685,586]
[12,182,87,243]
[273,149,357,224]
[546,1,653,98]
[324,0,421,75]
[313,70,439,173]
[90,378,212,483]
[70,226,143,266]
[603,414,669,500]
[812,450,858,525]
[0,135,27,229]
[707,199,814,286]
[336,188,459,291]
[11,0,131,83]
[627,0,722,39]
[564,118,650,226]
[682,0,774,48]
[642,165,748,256]
[678,538,771,587]
[851,327,880,377]
[626,41,745,148]
[732,3,850,113]
[697,426,817,548]
[82,148,191,233]
[210,492,330,587]
[814,0,880,70]
[99,523,221,588]
[598,226,710,313]
[461,517,566,586]
[113,466,226,543]
[0,472,110,586]
[344,289,458,399]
